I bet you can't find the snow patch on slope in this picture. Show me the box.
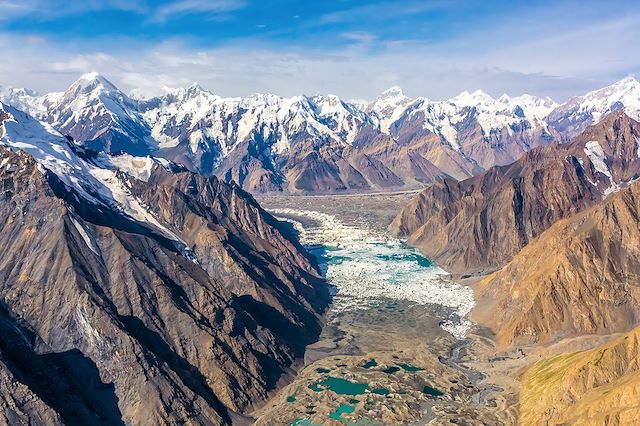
[70,216,99,255]
[97,153,157,182]
[584,140,620,196]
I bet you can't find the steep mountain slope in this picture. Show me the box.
[548,76,640,137]
[0,102,329,424]
[520,325,640,425]
[391,112,640,274]
[476,180,640,346]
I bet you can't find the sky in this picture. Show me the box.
[0,0,638,101]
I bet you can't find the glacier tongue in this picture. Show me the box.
[271,208,475,339]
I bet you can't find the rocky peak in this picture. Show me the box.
[45,72,152,155]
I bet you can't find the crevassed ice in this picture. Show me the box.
[271,208,475,339]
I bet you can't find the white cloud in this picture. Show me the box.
[0,4,638,102]
[151,0,247,22]
[0,0,147,19]
[341,32,376,44]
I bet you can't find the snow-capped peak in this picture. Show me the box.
[372,86,409,107]
[611,75,640,89]
[71,72,119,94]
[582,76,640,103]
[187,82,204,91]
[450,89,495,107]
[547,76,640,135]
[368,86,412,132]
[380,86,405,97]
[497,93,558,119]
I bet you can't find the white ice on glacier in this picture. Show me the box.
[270,208,475,339]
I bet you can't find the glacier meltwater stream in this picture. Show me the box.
[271,208,474,339]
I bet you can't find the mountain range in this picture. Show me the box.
[2,73,640,425]
[391,111,640,274]
[393,110,640,333]
[0,100,329,424]
[391,107,640,422]
[3,74,639,193]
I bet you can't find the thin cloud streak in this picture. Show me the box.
[150,0,248,23]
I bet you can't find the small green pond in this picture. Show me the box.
[423,385,444,397]
[309,376,369,395]
[329,403,356,422]
[316,367,331,373]
[371,388,390,396]
[361,359,378,369]
[382,366,401,374]
[397,363,424,372]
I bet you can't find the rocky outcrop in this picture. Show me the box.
[391,112,640,274]
[520,325,640,425]
[476,180,640,346]
[0,117,328,424]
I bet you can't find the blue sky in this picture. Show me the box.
[0,0,638,100]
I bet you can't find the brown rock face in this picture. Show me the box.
[0,146,328,425]
[476,180,640,346]
[215,131,452,194]
[391,112,640,274]
[520,325,640,425]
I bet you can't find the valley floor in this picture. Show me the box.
[253,193,520,425]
